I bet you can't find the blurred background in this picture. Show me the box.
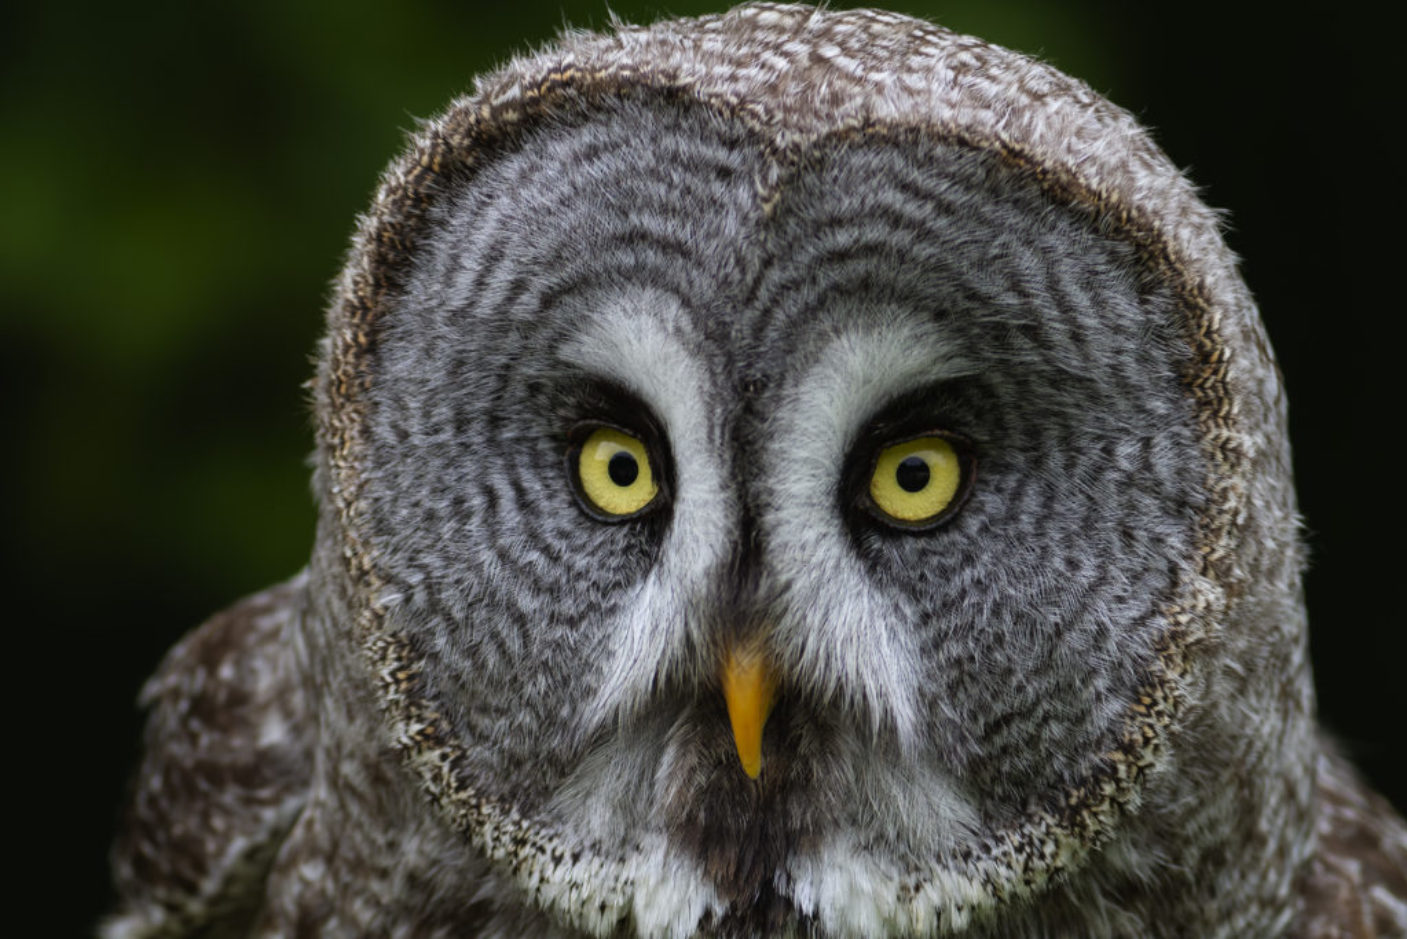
[5,0,1400,930]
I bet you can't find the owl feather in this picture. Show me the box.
[105,4,1407,937]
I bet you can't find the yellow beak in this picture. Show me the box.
[720,641,778,779]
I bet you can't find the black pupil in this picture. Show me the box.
[895,455,930,493]
[608,451,640,487]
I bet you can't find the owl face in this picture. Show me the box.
[346,95,1206,933]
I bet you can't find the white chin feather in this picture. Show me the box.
[786,836,990,937]
[627,835,727,938]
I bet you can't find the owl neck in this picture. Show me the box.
[1046,597,1320,935]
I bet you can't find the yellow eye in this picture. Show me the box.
[574,427,659,518]
[868,435,965,526]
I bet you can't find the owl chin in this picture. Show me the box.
[655,698,827,905]
[531,689,989,936]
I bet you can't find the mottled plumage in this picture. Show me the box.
[105,4,1407,937]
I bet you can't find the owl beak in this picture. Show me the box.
[720,641,778,779]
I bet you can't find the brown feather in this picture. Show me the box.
[104,574,313,938]
[1291,750,1407,938]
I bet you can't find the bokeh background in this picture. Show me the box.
[5,1,1400,931]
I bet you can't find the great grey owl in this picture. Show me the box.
[103,4,1407,937]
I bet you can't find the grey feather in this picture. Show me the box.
[105,4,1407,937]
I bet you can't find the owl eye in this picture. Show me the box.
[865,434,970,528]
[571,426,661,520]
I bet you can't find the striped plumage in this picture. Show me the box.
[105,4,1407,937]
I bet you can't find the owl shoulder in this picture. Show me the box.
[1290,747,1407,938]
[102,573,314,939]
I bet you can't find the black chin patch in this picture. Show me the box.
[664,699,824,928]
[703,886,815,938]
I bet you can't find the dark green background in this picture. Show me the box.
[5,2,1400,931]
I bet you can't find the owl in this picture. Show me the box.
[103,4,1407,937]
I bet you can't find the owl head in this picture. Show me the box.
[306,3,1314,934]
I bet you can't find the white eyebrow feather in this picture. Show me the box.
[558,289,733,731]
[762,310,976,749]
